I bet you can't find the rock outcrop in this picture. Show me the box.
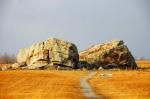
[17,38,79,69]
[79,40,137,69]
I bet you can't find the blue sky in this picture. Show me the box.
[0,0,150,59]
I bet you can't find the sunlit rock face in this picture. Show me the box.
[17,38,79,69]
[79,40,137,69]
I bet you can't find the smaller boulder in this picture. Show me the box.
[0,66,8,71]
[12,63,20,70]
[79,40,137,69]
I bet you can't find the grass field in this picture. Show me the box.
[0,61,150,99]
[136,60,150,69]
[0,70,88,99]
[89,70,150,99]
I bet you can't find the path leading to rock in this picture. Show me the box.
[80,71,100,99]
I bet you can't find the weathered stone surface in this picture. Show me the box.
[17,38,79,69]
[79,40,137,69]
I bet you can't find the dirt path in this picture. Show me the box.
[80,71,100,99]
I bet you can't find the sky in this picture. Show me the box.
[0,0,150,59]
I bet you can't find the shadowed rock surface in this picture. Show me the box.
[17,38,79,69]
[79,40,137,69]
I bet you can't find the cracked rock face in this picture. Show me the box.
[79,40,137,69]
[17,38,79,69]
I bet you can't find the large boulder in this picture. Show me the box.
[17,38,79,69]
[79,40,137,69]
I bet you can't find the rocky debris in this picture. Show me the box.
[0,66,8,71]
[12,63,20,70]
[0,64,11,71]
[79,40,137,69]
[57,66,73,70]
[17,38,79,69]
[11,62,27,70]
[98,67,104,70]
[99,73,113,78]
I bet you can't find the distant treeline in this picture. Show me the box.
[0,53,16,64]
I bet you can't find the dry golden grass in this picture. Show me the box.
[0,70,88,99]
[89,70,150,99]
[136,60,150,69]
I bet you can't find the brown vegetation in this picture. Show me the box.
[89,70,150,99]
[0,70,87,99]
[0,64,12,67]
[136,60,150,69]
[0,53,16,64]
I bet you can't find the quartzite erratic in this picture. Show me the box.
[17,38,79,69]
[79,40,137,69]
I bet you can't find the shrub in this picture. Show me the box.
[0,53,16,64]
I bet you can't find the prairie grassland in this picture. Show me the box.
[89,70,150,99]
[136,60,150,69]
[0,70,88,99]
